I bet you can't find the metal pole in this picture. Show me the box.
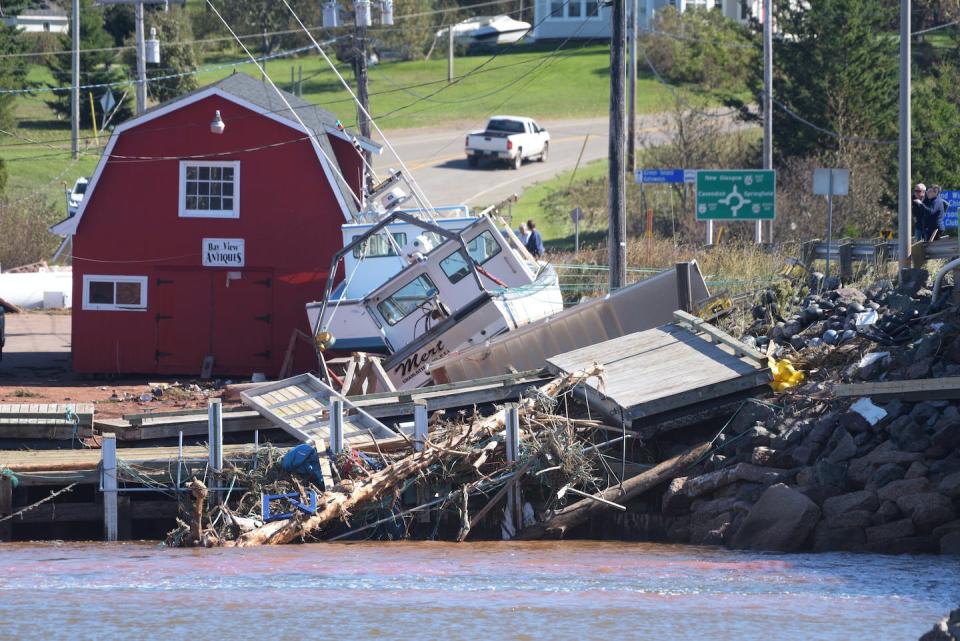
[898,0,912,269]
[825,170,834,280]
[505,405,521,532]
[575,216,580,254]
[135,1,146,114]
[627,0,638,173]
[207,398,223,473]
[762,0,773,245]
[609,0,627,291]
[706,219,714,245]
[71,0,79,159]
[101,434,118,542]
[413,400,428,452]
[448,26,454,83]
[330,399,344,454]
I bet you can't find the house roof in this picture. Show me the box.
[51,72,381,236]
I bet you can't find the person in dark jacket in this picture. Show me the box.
[916,184,948,241]
[912,183,927,241]
[525,219,545,258]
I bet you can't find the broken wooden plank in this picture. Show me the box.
[833,377,960,401]
[673,310,767,363]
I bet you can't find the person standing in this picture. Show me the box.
[517,223,531,246]
[525,219,544,258]
[912,183,927,241]
[917,184,947,241]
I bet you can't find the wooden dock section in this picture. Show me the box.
[0,403,95,440]
[546,312,771,432]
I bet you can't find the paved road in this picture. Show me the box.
[371,115,683,208]
[0,313,71,381]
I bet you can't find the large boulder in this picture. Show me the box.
[918,607,960,641]
[822,490,879,519]
[730,483,821,552]
[939,471,960,499]
[896,493,957,532]
[878,477,931,502]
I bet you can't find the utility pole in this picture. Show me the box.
[448,25,454,82]
[609,0,627,291]
[626,0,637,173]
[761,0,773,244]
[134,1,146,113]
[897,0,911,269]
[355,9,372,171]
[71,0,79,159]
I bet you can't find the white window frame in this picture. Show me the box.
[178,160,240,219]
[82,275,149,311]
[547,0,601,19]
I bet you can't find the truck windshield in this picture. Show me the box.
[486,119,525,134]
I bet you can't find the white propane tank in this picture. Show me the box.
[145,27,160,64]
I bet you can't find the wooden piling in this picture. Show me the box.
[414,400,428,453]
[0,475,12,541]
[505,404,522,533]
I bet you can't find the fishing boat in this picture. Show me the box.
[438,15,532,46]
[307,210,563,389]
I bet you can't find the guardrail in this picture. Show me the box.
[803,236,960,280]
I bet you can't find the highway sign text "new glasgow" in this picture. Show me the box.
[696,170,776,220]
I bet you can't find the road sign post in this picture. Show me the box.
[813,168,850,280]
[696,170,776,221]
[570,207,583,254]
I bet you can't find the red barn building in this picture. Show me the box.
[51,73,379,377]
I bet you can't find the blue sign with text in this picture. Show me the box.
[637,169,686,184]
[940,189,959,228]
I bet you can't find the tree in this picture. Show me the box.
[755,0,898,161]
[121,7,198,104]
[376,0,441,60]
[102,4,135,47]
[0,23,28,194]
[221,0,320,56]
[912,64,960,189]
[641,7,758,94]
[45,0,132,129]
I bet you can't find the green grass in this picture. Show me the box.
[511,157,608,240]
[1,40,709,207]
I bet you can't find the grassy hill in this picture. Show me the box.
[1,41,702,207]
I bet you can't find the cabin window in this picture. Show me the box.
[439,230,503,284]
[82,275,148,311]
[550,0,565,16]
[179,161,240,218]
[351,232,408,259]
[377,274,438,326]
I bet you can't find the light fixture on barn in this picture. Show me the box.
[210,110,225,135]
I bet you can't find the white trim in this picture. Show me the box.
[82,274,149,311]
[323,124,383,155]
[178,160,241,219]
[50,85,356,235]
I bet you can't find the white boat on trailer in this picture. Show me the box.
[307,211,563,389]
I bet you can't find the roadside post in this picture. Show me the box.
[696,170,776,245]
[813,168,850,280]
[570,207,583,253]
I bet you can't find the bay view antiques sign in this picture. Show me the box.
[202,238,245,267]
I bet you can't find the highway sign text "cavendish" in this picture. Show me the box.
[696,170,776,220]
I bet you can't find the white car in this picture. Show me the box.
[67,177,89,217]
[465,116,550,169]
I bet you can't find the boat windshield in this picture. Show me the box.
[440,230,502,284]
[377,274,439,325]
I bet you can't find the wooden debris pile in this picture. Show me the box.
[166,366,709,546]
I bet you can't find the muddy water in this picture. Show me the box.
[1,541,957,640]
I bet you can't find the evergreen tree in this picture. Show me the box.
[0,23,28,194]
[745,0,898,160]
[912,64,960,189]
[45,0,132,129]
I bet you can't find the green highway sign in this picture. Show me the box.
[696,170,776,220]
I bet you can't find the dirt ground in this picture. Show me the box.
[0,312,226,419]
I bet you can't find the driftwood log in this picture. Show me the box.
[227,366,603,546]
[518,441,711,540]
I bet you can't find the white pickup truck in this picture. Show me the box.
[465,116,550,169]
